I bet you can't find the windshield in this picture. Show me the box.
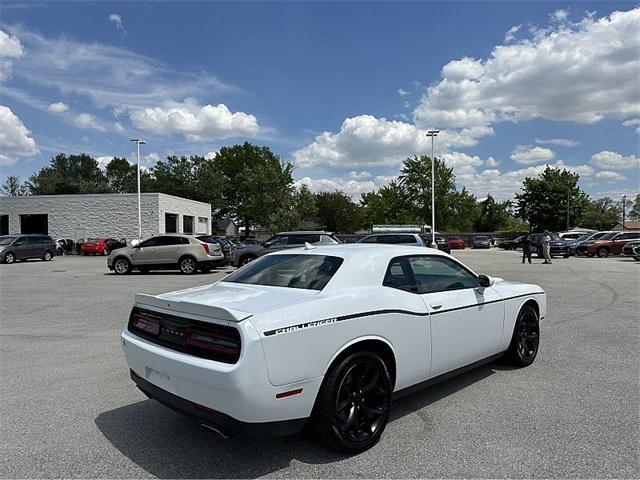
[87,238,99,242]
[474,236,489,240]
[223,254,343,290]
[575,233,592,242]
[0,236,17,246]
[599,232,618,240]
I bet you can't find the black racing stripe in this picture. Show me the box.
[262,291,545,336]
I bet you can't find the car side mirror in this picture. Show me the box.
[477,274,495,293]
[262,241,272,248]
[131,239,140,248]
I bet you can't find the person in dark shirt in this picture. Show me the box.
[521,234,532,264]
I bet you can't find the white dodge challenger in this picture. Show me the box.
[122,244,546,452]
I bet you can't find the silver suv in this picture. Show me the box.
[232,231,340,266]
[107,234,225,275]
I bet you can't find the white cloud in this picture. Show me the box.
[510,145,555,164]
[504,25,522,43]
[413,9,640,135]
[0,105,38,165]
[73,113,105,131]
[349,171,372,179]
[442,151,485,174]
[47,101,68,113]
[0,28,23,81]
[591,150,640,170]
[622,118,640,126]
[2,24,235,112]
[550,9,569,23]
[144,152,160,164]
[108,14,126,34]
[485,157,500,167]
[398,88,410,97]
[535,137,579,147]
[95,156,114,170]
[293,115,491,169]
[205,150,218,159]
[295,176,378,198]
[129,100,260,141]
[595,170,628,182]
[113,121,125,133]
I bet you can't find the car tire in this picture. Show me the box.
[42,250,53,262]
[113,257,131,275]
[179,256,198,275]
[505,304,540,368]
[3,252,16,264]
[313,351,392,453]
[240,255,256,266]
[563,254,570,258]
[597,247,609,258]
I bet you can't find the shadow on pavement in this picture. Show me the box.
[95,363,497,478]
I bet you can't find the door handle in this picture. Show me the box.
[430,302,442,309]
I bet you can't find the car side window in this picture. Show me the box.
[139,238,158,247]
[268,235,289,246]
[360,235,377,243]
[288,234,320,245]
[155,236,184,246]
[383,257,416,292]
[408,256,478,294]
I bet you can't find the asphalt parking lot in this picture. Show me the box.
[1,249,638,478]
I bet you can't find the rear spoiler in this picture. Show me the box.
[135,293,252,322]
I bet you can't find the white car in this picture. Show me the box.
[121,244,546,452]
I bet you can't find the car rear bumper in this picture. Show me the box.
[121,326,320,427]
[130,369,307,438]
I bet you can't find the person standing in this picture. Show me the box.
[542,230,552,264]
[521,234,532,264]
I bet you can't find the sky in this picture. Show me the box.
[0,1,638,201]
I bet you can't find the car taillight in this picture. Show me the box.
[185,327,240,356]
[202,243,210,254]
[131,313,160,336]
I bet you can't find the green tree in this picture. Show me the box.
[212,142,294,236]
[581,197,622,230]
[474,194,513,232]
[315,191,361,233]
[104,157,153,193]
[360,181,415,228]
[266,184,318,232]
[27,154,110,194]
[1,176,29,196]
[515,166,590,231]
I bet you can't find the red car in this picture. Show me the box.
[448,236,466,249]
[80,237,115,256]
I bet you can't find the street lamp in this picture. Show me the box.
[130,138,146,241]
[622,195,627,230]
[426,130,439,248]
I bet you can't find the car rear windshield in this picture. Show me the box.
[474,236,489,240]
[0,236,17,245]
[223,254,343,291]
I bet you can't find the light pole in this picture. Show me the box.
[130,138,146,241]
[426,130,439,247]
[622,195,626,230]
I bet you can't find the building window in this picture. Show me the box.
[197,217,209,234]
[165,213,178,233]
[183,215,194,235]
[0,215,8,236]
[20,214,48,234]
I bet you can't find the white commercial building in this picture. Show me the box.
[0,193,211,240]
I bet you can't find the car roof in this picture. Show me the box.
[267,243,463,290]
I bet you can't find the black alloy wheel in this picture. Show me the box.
[314,351,392,453]
[42,250,53,261]
[506,305,540,367]
[597,247,609,258]
[4,252,16,264]
[240,255,255,266]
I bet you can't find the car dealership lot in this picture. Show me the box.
[1,250,638,478]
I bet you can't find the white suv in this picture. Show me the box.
[107,234,225,275]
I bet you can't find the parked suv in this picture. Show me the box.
[358,233,427,246]
[0,234,56,264]
[232,231,339,266]
[107,234,225,275]
[585,231,640,257]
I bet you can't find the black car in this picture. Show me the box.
[0,234,56,263]
[498,236,523,250]
[472,235,491,249]
[530,233,569,258]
